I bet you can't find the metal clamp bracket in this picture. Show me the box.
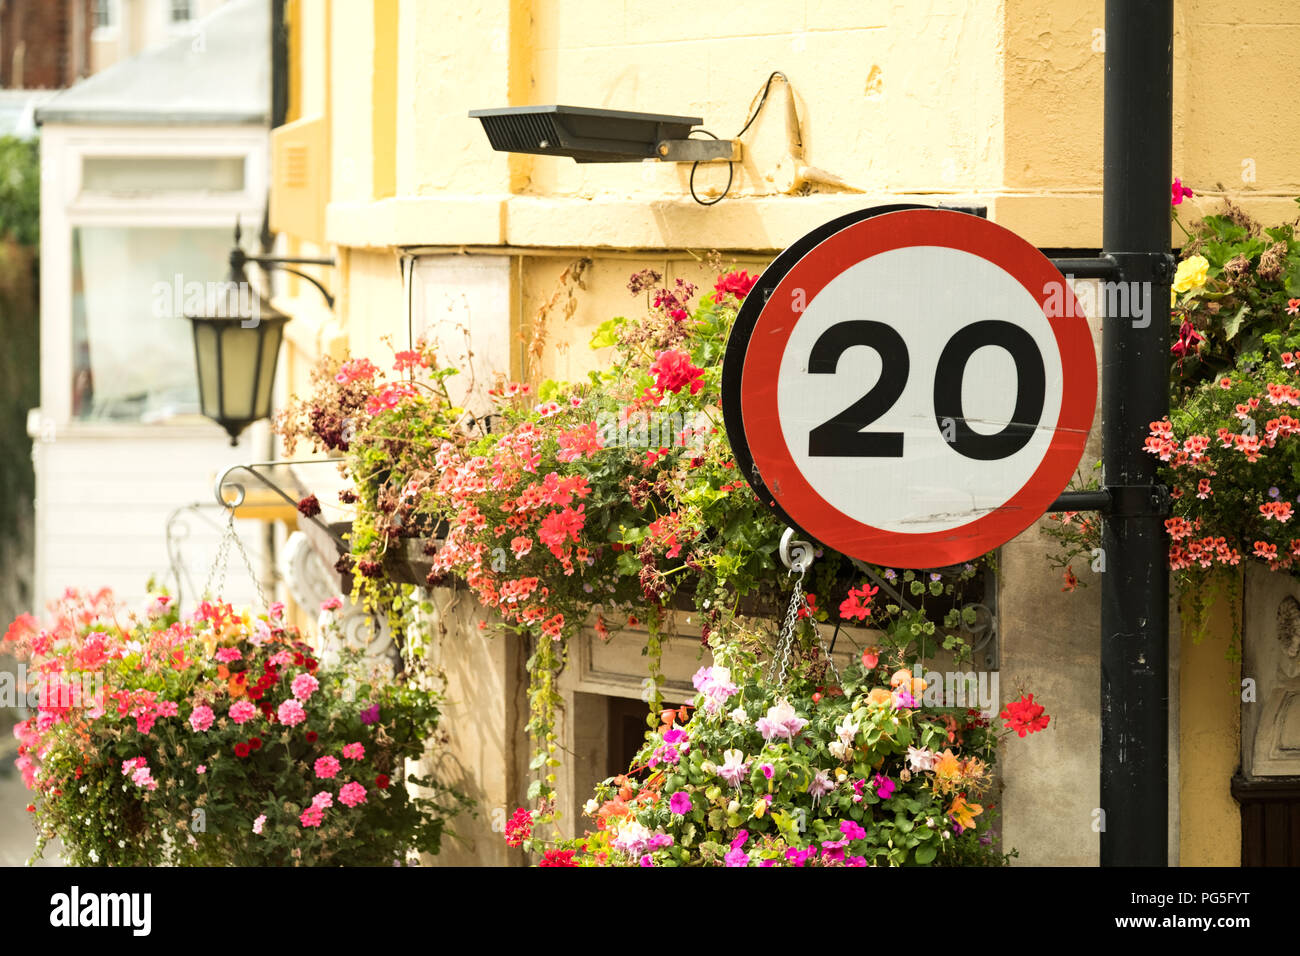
[655,139,742,163]
[1106,483,1172,519]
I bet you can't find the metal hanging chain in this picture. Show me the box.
[202,511,269,609]
[767,528,842,688]
[767,566,806,686]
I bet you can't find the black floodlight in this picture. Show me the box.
[469,105,738,164]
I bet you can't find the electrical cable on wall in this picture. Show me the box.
[690,70,788,206]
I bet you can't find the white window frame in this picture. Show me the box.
[39,124,268,433]
[91,0,120,41]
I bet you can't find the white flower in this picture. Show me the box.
[612,820,653,856]
[828,739,852,762]
[834,714,858,745]
[719,749,749,788]
[757,698,808,741]
[583,798,600,815]
[907,745,936,772]
[729,706,749,724]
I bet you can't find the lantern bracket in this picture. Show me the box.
[229,219,336,309]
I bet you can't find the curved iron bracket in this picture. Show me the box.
[215,459,348,553]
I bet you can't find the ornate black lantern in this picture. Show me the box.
[187,286,290,446]
[187,219,334,445]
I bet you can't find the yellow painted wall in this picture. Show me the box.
[1179,585,1243,866]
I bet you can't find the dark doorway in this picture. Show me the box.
[1232,775,1300,865]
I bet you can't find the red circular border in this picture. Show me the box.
[740,209,1096,567]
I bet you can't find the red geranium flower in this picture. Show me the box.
[649,349,705,396]
[249,737,263,750]
[538,848,579,867]
[297,494,322,518]
[999,693,1051,737]
[504,807,533,848]
[305,731,318,743]
[234,742,251,758]
[839,583,879,621]
[376,774,390,789]
[714,270,759,300]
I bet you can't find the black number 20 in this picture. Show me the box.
[807,319,1045,461]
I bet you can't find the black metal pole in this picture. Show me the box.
[1100,0,1173,866]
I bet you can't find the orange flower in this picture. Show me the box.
[933,748,961,781]
[948,792,983,830]
[867,688,893,707]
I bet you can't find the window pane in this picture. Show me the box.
[82,156,246,194]
[71,226,234,422]
[171,0,194,22]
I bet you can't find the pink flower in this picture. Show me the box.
[312,790,334,810]
[339,781,367,807]
[189,705,214,733]
[874,773,896,800]
[669,791,693,815]
[277,699,307,726]
[196,765,206,774]
[252,814,266,834]
[393,349,427,372]
[342,742,365,760]
[121,757,158,791]
[229,700,257,724]
[840,819,867,840]
[556,422,604,463]
[724,847,749,867]
[320,596,343,611]
[335,357,377,384]
[299,805,324,828]
[215,647,242,663]
[314,756,341,779]
[292,673,320,702]
[1171,177,1193,206]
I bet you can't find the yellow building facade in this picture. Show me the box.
[269,0,1299,866]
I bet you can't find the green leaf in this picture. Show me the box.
[589,317,624,350]
[915,844,937,864]
[1224,304,1249,340]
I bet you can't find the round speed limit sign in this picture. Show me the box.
[721,207,1096,568]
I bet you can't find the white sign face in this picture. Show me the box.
[775,246,1064,535]
[727,208,1096,568]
